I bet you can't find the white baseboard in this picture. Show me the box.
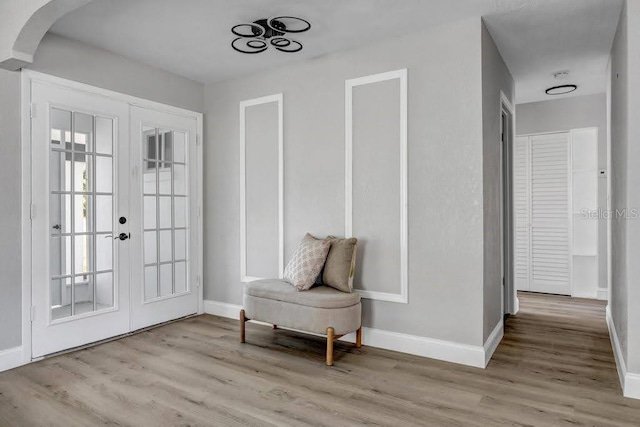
[0,346,25,373]
[204,300,243,319]
[484,320,504,367]
[597,289,608,301]
[204,300,493,369]
[606,306,640,399]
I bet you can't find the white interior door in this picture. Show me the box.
[514,136,531,291]
[129,106,200,330]
[514,132,572,296]
[31,81,131,358]
[529,133,571,295]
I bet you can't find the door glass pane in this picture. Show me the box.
[160,264,173,296]
[159,230,172,262]
[96,272,114,309]
[96,196,112,233]
[74,153,93,193]
[144,231,157,264]
[175,262,187,293]
[96,237,113,271]
[50,150,72,192]
[158,163,172,195]
[74,112,94,152]
[74,195,92,233]
[145,265,158,299]
[175,229,186,260]
[95,117,113,155]
[174,164,186,196]
[51,277,72,320]
[142,126,190,301]
[95,156,112,193]
[159,197,172,228]
[173,131,186,163]
[50,236,71,277]
[175,197,187,228]
[74,274,95,316]
[144,196,156,229]
[50,194,71,234]
[49,108,115,320]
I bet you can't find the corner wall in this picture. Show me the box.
[609,0,640,398]
[204,17,490,363]
[0,69,23,351]
[481,22,515,343]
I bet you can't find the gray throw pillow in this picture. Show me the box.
[283,233,331,291]
[322,236,358,293]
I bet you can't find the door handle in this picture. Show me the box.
[116,233,130,241]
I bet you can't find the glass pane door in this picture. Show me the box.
[142,127,189,300]
[129,106,199,331]
[49,109,115,321]
[31,79,131,359]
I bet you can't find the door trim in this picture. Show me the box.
[20,70,203,364]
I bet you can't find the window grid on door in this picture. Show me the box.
[49,108,115,320]
[142,127,189,301]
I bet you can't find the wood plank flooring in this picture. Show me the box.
[1,292,639,426]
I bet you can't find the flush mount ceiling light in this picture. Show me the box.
[545,84,578,96]
[231,16,311,54]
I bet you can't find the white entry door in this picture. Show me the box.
[31,82,131,358]
[129,106,200,330]
[30,75,202,358]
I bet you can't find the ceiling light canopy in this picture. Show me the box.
[231,17,311,54]
[545,84,577,96]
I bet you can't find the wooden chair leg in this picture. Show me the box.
[240,309,246,343]
[326,327,335,366]
[356,326,363,348]
[272,324,278,330]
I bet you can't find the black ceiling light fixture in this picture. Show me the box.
[231,16,311,54]
[545,84,577,95]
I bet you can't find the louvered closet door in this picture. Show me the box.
[529,133,571,295]
[514,136,531,291]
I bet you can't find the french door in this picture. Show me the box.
[129,107,199,330]
[31,78,200,358]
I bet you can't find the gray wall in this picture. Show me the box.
[481,22,515,341]
[610,0,640,373]
[0,33,204,352]
[0,69,23,350]
[204,18,491,347]
[610,0,629,367]
[626,0,640,375]
[516,94,608,293]
[29,33,204,113]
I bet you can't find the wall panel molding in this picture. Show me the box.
[239,94,284,282]
[345,69,408,303]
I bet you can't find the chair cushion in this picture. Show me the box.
[245,279,361,309]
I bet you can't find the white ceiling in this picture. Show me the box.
[484,0,623,104]
[49,0,524,84]
[49,0,623,104]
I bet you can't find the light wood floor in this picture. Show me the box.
[1,292,639,426]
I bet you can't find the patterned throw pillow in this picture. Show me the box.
[284,233,331,291]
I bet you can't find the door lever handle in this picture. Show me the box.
[116,233,130,241]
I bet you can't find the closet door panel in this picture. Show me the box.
[514,136,531,291]
[529,133,571,295]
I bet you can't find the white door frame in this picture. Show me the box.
[500,91,518,315]
[20,70,203,364]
